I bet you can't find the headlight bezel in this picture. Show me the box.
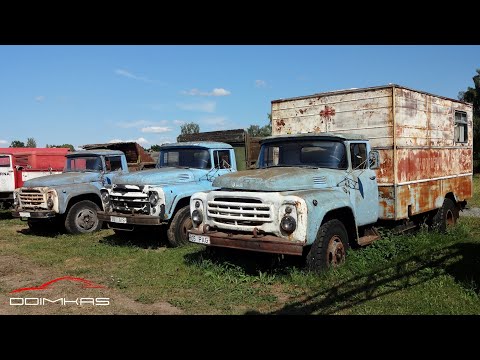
[192,209,203,225]
[149,191,159,206]
[280,215,297,234]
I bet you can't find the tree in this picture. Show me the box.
[10,140,25,148]
[46,144,75,151]
[247,113,272,137]
[149,144,161,152]
[180,122,200,135]
[26,138,37,148]
[458,69,480,162]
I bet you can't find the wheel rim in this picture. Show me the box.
[327,235,345,267]
[179,216,193,243]
[75,208,98,231]
[446,209,456,227]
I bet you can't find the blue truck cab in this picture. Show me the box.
[97,141,238,247]
[12,149,129,234]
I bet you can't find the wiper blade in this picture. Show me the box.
[264,165,318,169]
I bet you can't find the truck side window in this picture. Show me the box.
[454,111,468,143]
[214,150,231,169]
[105,156,123,172]
[0,156,10,167]
[350,143,367,169]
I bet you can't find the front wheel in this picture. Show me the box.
[167,206,193,247]
[64,200,103,234]
[430,198,459,233]
[306,219,349,273]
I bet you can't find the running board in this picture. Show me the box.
[357,227,380,246]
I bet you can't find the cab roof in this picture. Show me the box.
[261,132,367,144]
[67,149,125,157]
[161,141,234,150]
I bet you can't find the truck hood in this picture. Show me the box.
[112,167,198,186]
[213,167,343,192]
[23,172,102,187]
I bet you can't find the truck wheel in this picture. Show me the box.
[430,198,458,233]
[167,206,193,247]
[64,200,103,234]
[306,219,349,273]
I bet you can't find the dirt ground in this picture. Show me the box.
[0,255,183,315]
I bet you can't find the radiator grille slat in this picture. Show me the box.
[208,197,272,227]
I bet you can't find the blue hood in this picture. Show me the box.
[213,167,342,192]
[23,172,102,188]
[112,167,197,186]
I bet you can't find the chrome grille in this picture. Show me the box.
[208,197,272,227]
[110,188,150,214]
[19,189,46,209]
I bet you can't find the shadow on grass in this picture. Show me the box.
[261,242,480,315]
[184,247,304,276]
[16,224,63,238]
[100,229,169,249]
[0,210,13,220]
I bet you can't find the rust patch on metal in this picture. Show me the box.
[299,109,305,114]
[320,105,336,119]
[378,186,395,219]
[275,119,285,132]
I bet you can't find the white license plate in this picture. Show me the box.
[189,234,210,245]
[110,216,127,224]
[19,212,30,218]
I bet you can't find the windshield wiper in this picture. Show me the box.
[263,165,319,169]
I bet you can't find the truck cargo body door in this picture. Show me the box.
[348,142,379,226]
[0,155,15,192]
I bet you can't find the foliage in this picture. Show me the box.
[46,144,75,151]
[247,113,272,137]
[149,144,162,152]
[9,140,25,148]
[180,122,200,135]
[458,69,480,160]
[26,138,37,148]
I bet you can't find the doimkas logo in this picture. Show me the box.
[9,276,110,306]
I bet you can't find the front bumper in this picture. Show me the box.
[12,210,56,219]
[188,228,304,256]
[97,211,166,227]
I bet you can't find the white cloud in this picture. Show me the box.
[35,95,46,102]
[255,80,267,88]
[200,116,229,131]
[177,101,216,113]
[141,126,172,133]
[115,69,152,83]
[0,139,8,145]
[108,137,149,145]
[173,120,185,125]
[182,88,231,97]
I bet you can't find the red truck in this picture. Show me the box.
[0,148,69,208]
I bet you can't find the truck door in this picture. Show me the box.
[212,150,235,179]
[348,142,379,226]
[0,155,15,193]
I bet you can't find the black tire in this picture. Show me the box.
[306,219,349,273]
[64,200,103,234]
[430,198,459,233]
[167,206,193,247]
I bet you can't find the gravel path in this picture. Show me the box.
[461,207,480,218]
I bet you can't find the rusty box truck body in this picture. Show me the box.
[188,84,473,271]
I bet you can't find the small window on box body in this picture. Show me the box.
[454,111,468,143]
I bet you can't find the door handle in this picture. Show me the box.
[369,176,376,180]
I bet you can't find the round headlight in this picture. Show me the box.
[280,215,296,233]
[13,194,19,207]
[195,200,201,208]
[101,191,109,204]
[192,209,203,225]
[47,197,54,209]
[149,192,159,206]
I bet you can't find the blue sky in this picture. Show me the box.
[1,45,479,149]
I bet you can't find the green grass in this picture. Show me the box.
[469,174,480,207]
[1,211,480,314]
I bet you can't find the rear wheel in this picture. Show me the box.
[167,206,193,247]
[64,200,103,234]
[306,219,349,273]
[430,198,458,232]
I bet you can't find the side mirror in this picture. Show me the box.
[369,150,380,169]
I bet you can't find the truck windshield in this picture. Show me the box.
[159,148,211,169]
[64,156,103,172]
[0,155,10,167]
[258,140,347,170]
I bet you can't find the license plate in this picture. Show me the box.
[19,212,30,218]
[110,216,127,224]
[189,234,210,245]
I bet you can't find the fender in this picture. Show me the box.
[51,183,102,214]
